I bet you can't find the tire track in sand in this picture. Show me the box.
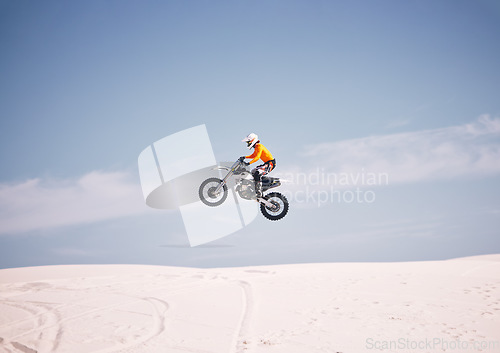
[230,280,254,353]
[0,300,62,353]
[93,296,170,353]
[2,279,207,352]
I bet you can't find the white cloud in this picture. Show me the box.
[0,171,150,235]
[300,115,500,184]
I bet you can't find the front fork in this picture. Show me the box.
[213,161,239,195]
[214,176,228,195]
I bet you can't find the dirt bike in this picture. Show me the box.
[198,158,289,221]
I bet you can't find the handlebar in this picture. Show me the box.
[237,157,249,166]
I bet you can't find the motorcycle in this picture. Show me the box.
[198,158,289,221]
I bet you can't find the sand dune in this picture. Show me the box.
[1,256,499,353]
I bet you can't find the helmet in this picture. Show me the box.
[242,133,259,149]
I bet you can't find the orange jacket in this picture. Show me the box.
[246,143,274,164]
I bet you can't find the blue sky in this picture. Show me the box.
[1,0,499,268]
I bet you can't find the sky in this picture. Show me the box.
[1,0,499,269]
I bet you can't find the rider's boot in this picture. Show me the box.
[255,181,263,198]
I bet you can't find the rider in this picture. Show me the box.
[240,133,276,198]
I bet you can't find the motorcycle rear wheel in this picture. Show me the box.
[260,192,289,221]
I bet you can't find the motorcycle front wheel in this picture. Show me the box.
[260,192,289,221]
[199,178,228,207]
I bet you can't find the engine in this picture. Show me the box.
[236,179,255,200]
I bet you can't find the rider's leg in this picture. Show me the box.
[252,161,275,198]
[252,168,263,198]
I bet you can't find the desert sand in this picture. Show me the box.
[1,255,499,353]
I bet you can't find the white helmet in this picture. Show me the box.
[242,133,259,149]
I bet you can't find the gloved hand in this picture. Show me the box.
[238,156,245,162]
[243,161,250,166]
